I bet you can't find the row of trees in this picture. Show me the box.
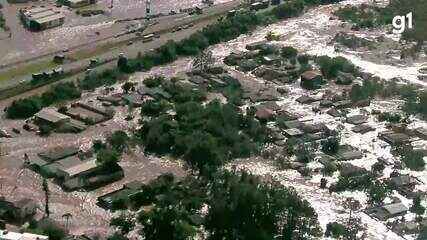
[6,82,81,119]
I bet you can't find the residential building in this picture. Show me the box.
[300,71,323,90]
[34,108,70,127]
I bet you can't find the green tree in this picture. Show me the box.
[110,214,135,234]
[107,131,129,153]
[410,195,426,217]
[96,149,120,168]
[281,46,298,59]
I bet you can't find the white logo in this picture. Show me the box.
[392,12,413,34]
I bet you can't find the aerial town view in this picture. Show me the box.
[0,0,426,239]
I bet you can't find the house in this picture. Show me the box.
[300,71,323,90]
[245,40,268,51]
[319,99,333,108]
[301,123,327,134]
[332,100,352,109]
[60,158,98,180]
[76,102,114,117]
[389,174,419,198]
[326,108,345,118]
[379,131,411,145]
[389,174,418,188]
[336,149,364,161]
[283,128,304,138]
[255,108,275,121]
[277,110,299,121]
[367,202,408,221]
[352,124,374,134]
[97,181,144,210]
[65,0,96,8]
[0,230,48,240]
[296,95,317,104]
[19,7,65,31]
[34,108,70,127]
[38,146,79,163]
[346,115,368,125]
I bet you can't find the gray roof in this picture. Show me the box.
[283,128,303,137]
[38,146,79,162]
[62,159,97,178]
[35,109,70,124]
[346,115,368,125]
[383,203,408,215]
[35,14,65,24]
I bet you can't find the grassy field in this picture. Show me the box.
[0,60,59,84]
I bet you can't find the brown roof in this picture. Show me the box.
[301,71,321,81]
[255,108,274,120]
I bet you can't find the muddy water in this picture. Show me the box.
[209,0,426,86]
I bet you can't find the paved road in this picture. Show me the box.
[0,1,241,106]
[0,0,241,90]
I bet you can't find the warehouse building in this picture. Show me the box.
[19,6,65,31]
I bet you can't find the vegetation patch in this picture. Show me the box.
[6,82,81,119]
[109,172,322,240]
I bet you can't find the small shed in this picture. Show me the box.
[300,71,323,90]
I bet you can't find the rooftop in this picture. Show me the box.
[383,202,408,215]
[62,159,98,178]
[35,108,70,124]
[301,71,322,81]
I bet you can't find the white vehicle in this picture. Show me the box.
[142,33,155,42]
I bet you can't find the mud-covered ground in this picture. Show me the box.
[0,0,234,65]
[0,0,426,238]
